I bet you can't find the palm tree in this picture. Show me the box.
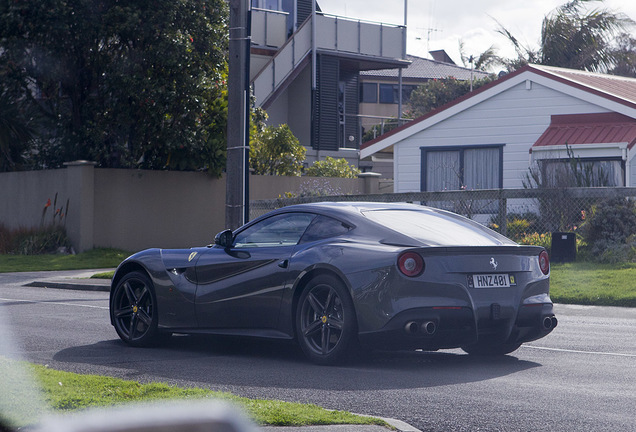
[458,40,503,72]
[609,33,636,77]
[496,0,635,73]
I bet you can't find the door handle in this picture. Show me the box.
[277,259,289,268]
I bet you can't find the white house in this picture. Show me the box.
[360,64,636,192]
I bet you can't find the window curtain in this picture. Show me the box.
[426,151,460,191]
[464,147,500,189]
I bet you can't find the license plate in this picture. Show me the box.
[469,274,516,288]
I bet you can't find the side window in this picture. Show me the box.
[233,213,316,248]
[299,215,351,244]
[360,82,378,103]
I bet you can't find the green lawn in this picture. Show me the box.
[0,248,129,272]
[1,358,386,429]
[1,249,635,307]
[550,261,636,307]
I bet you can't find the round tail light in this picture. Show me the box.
[398,252,424,277]
[539,250,550,275]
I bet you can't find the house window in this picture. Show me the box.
[421,145,503,191]
[539,158,624,187]
[360,83,378,103]
[252,0,281,11]
[379,84,398,104]
[378,84,416,104]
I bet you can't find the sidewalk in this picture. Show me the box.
[23,269,422,432]
[25,269,112,292]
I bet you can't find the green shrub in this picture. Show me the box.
[305,157,360,178]
[15,226,71,255]
[0,225,71,255]
[506,218,532,242]
[580,198,636,262]
[488,212,541,237]
[1,193,72,255]
[250,124,305,176]
[517,232,552,254]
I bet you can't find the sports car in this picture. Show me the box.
[109,202,557,364]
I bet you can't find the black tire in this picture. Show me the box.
[461,341,522,356]
[296,275,357,365]
[110,271,163,347]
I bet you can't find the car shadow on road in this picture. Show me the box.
[53,334,542,391]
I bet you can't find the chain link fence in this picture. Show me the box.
[250,187,636,245]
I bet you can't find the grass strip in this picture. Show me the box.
[2,360,386,429]
[90,271,115,279]
[3,248,636,308]
[550,262,636,307]
[0,248,128,273]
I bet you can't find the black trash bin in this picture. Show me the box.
[551,232,576,263]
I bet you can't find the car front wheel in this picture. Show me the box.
[296,275,356,365]
[110,271,162,347]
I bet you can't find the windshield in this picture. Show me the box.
[362,208,516,246]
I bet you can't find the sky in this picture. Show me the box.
[317,0,636,71]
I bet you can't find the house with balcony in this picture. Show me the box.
[360,64,636,192]
[250,0,409,167]
[358,53,491,176]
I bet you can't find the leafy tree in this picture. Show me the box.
[406,76,494,118]
[496,0,634,72]
[250,124,306,176]
[0,0,228,171]
[305,157,360,178]
[0,89,34,171]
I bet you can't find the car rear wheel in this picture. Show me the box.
[461,341,522,356]
[111,271,163,347]
[296,275,356,365]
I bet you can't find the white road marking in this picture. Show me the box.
[0,297,108,310]
[525,344,636,358]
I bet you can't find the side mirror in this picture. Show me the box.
[214,229,233,248]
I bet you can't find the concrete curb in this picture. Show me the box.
[26,278,111,292]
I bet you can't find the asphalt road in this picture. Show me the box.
[1,271,636,432]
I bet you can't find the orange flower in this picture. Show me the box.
[45,199,51,208]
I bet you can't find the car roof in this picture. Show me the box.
[277,201,428,216]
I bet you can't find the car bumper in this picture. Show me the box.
[357,303,556,351]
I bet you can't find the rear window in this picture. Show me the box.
[362,208,515,246]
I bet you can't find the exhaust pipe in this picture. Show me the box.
[551,316,558,329]
[421,321,437,335]
[404,321,419,334]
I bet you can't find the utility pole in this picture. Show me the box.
[226,0,251,230]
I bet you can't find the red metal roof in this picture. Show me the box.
[537,66,636,106]
[533,112,636,150]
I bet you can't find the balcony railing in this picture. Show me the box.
[252,12,407,107]
[251,8,289,48]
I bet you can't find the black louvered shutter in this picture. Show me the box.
[313,55,339,151]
